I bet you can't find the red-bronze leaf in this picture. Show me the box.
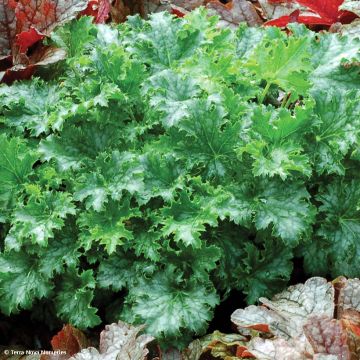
[16,27,45,53]
[82,0,111,24]
[14,0,89,36]
[207,0,263,28]
[0,0,17,58]
[264,0,358,27]
[303,315,350,357]
[51,324,88,356]
[1,0,89,83]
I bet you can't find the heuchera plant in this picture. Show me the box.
[264,0,359,27]
[0,0,90,83]
[0,9,359,348]
[0,0,114,83]
[231,277,360,359]
[31,277,360,360]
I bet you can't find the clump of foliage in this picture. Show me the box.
[264,0,359,27]
[230,277,360,359]
[0,0,91,83]
[0,9,359,348]
[182,277,360,359]
[27,277,360,360]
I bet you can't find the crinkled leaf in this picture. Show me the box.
[206,0,262,29]
[97,253,136,291]
[240,103,313,179]
[69,321,153,360]
[315,181,360,278]
[303,315,350,357]
[78,199,140,254]
[51,16,97,59]
[55,270,101,329]
[0,79,63,136]
[123,265,219,345]
[0,134,37,219]
[247,36,312,96]
[138,152,184,204]
[143,69,201,128]
[39,124,123,172]
[36,228,81,277]
[173,99,238,179]
[161,192,218,248]
[129,11,204,69]
[309,89,360,175]
[337,278,360,315]
[235,25,266,60]
[246,337,303,360]
[5,191,76,250]
[253,180,315,245]
[74,151,144,211]
[0,251,53,315]
[231,277,334,339]
[240,239,293,304]
[310,32,360,93]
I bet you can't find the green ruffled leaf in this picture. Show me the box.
[247,36,312,98]
[55,269,101,329]
[0,252,53,315]
[0,80,64,136]
[143,70,201,128]
[310,32,360,93]
[39,123,122,172]
[5,191,76,251]
[122,265,219,347]
[97,253,136,292]
[173,99,239,179]
[309,89,360,175]
[139,152,185,204]
[74,151,144,211]
[239,103,314,179]
[129,12,205,69]
[161,192,218,248]
[253,180,316,245]
[51,16,97,59]
[78,199,141,254]
[0,135,38,219]
[316,180,360,277]
[240,239,293,304]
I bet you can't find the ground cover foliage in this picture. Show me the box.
[0,9,359,348]
[2,0,359,83]
[14,277,360,359]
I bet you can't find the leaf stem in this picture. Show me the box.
[259,82,271,104]
[281,93,289,108]
[284,95,293,109]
